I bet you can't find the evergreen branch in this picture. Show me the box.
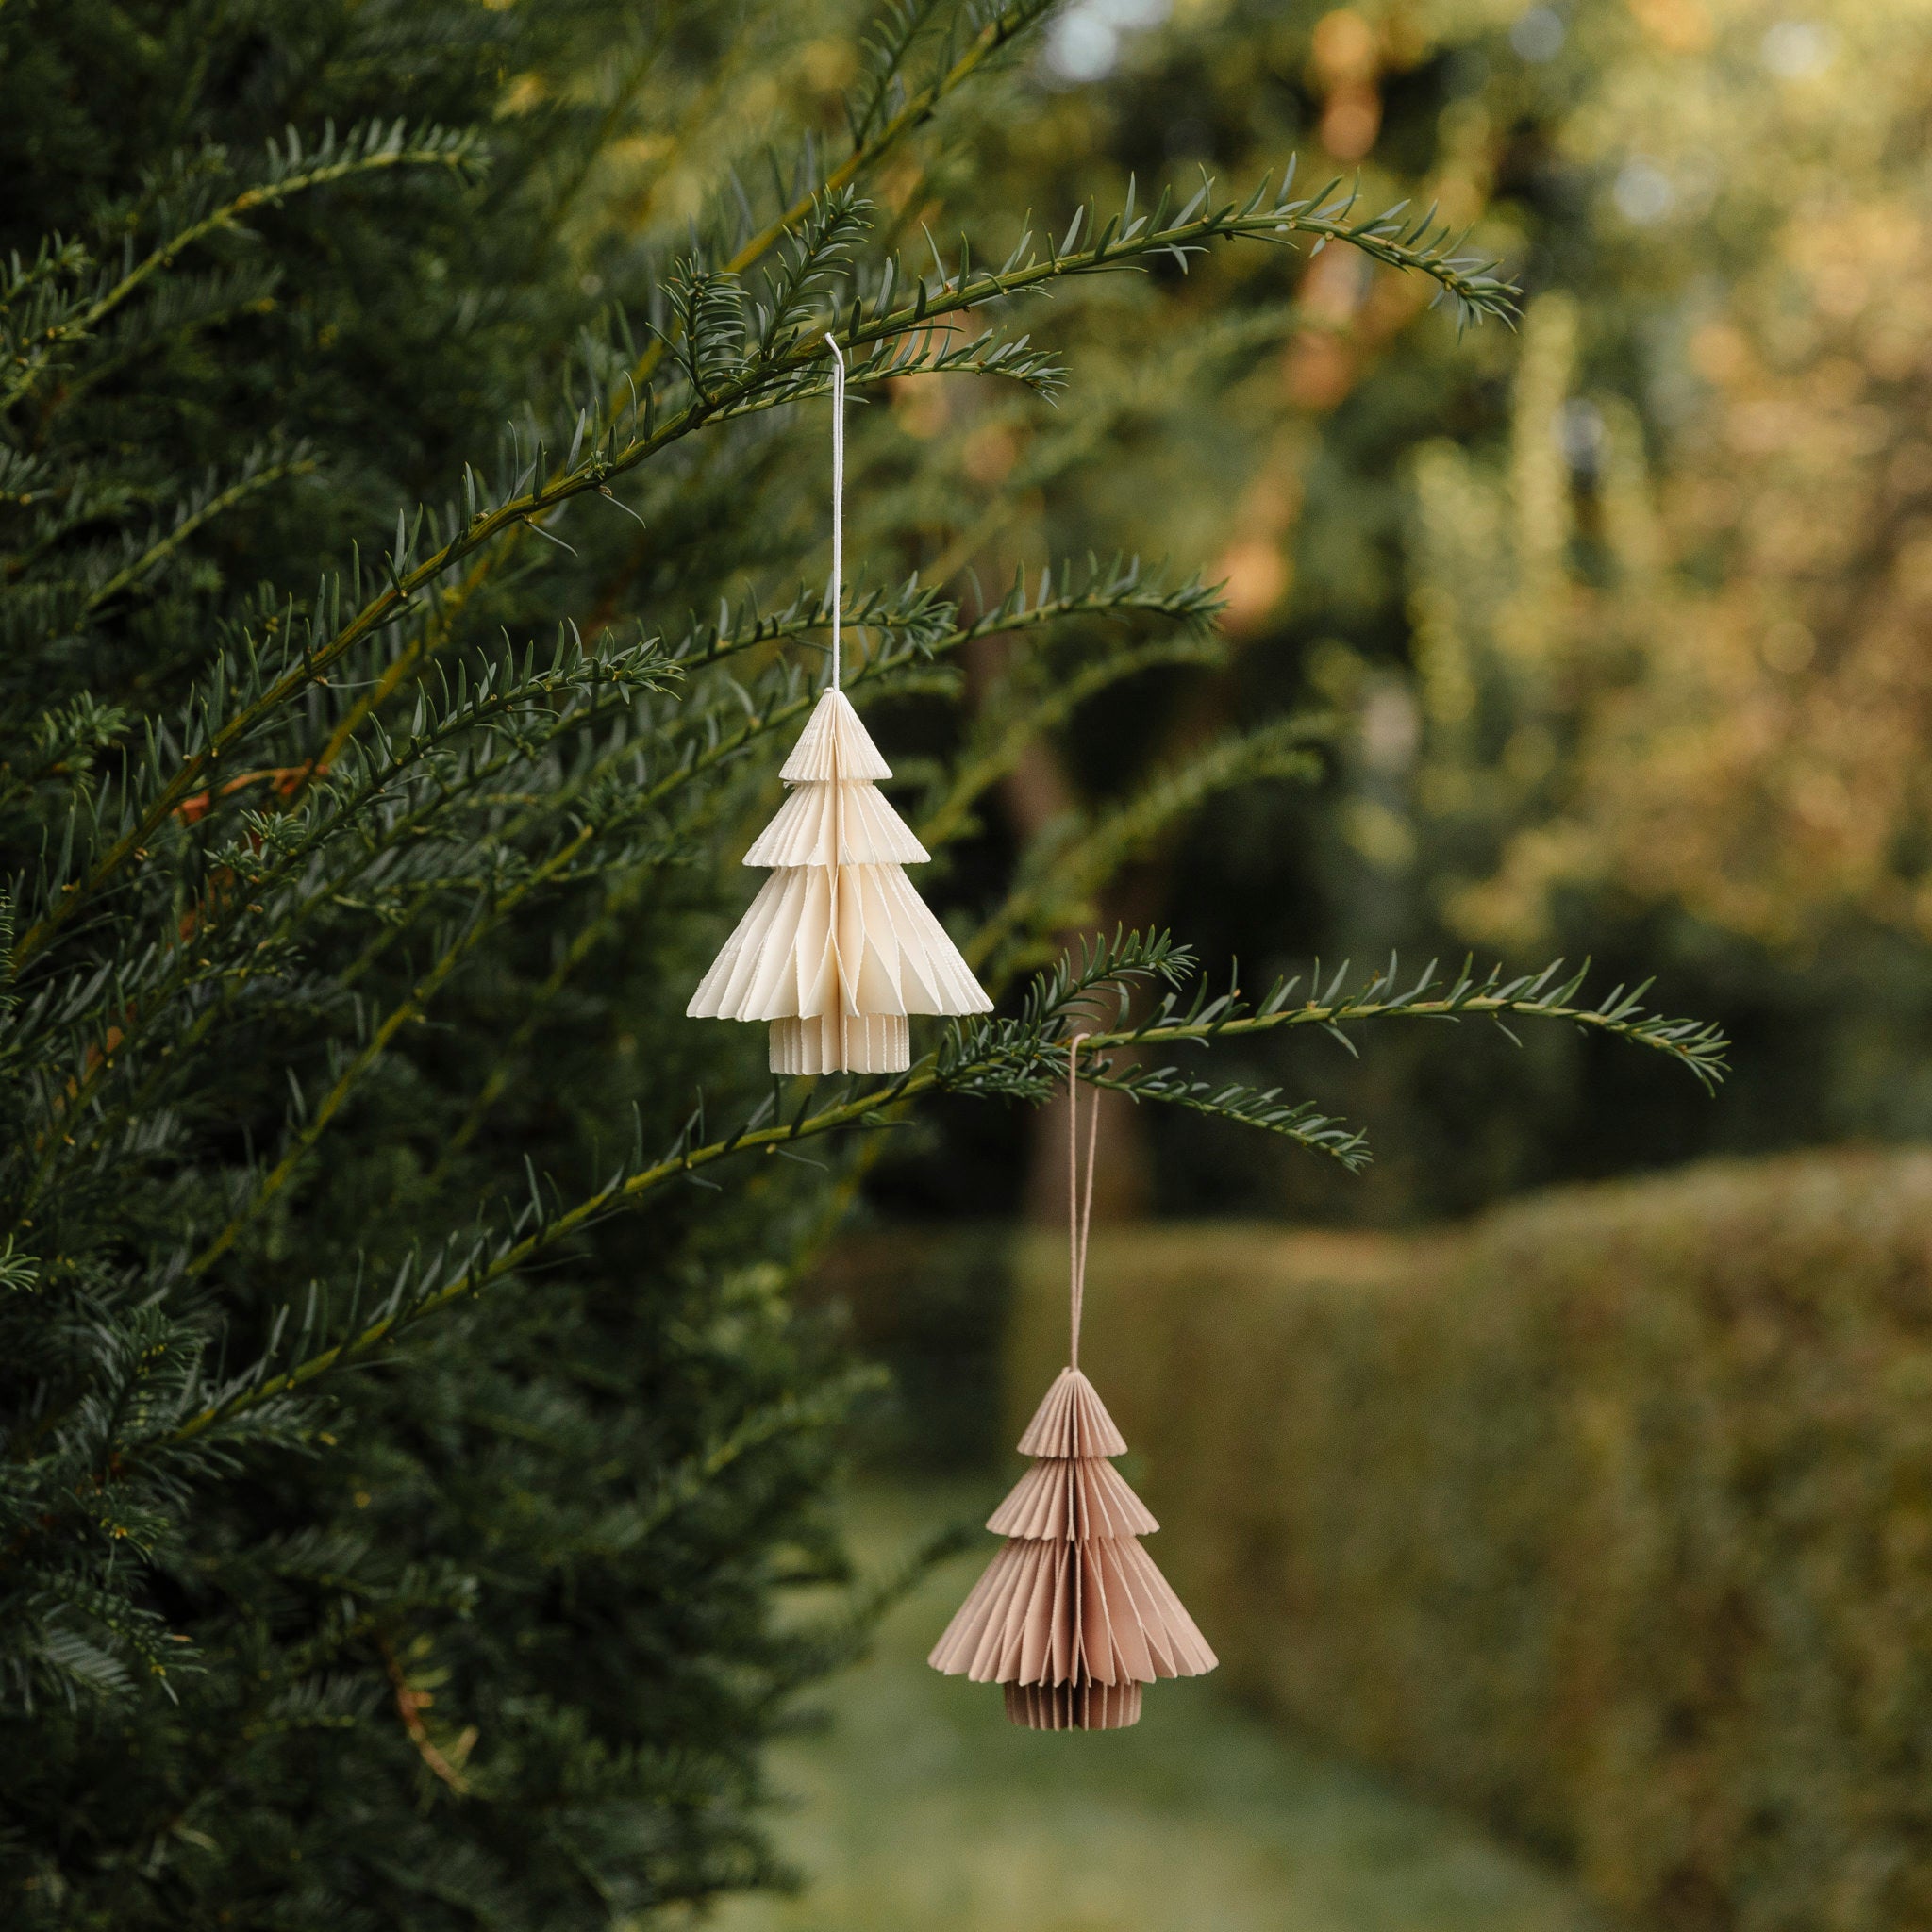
[670,575,958,673]
[525,15,680,245]
[947,943,1733,1096]
[34,260,284,422]
[4,635,670,1051]
[182,822,599,1279]
[8,645,675,1209]
[1,123,479,413]
[407,572,1226,1162]
[503,558,1227,874]
[966,714,1329,971]
[622,1375,881,1556]
[641,0,1056,388]
[306,0,1053,768]
[0,235,92,317]
[847,1,955,148]
[1080,1063,1370,1168]
[949,556,1225,657]
[918,614,1226,849]
[156,941,1196,1441]
[360,153,1497,722]
[112,633,876,1105]
[305,558,933,794]
[76,448,317,621]
[376,1632,472,1794]
[836,164,1517,348]
[160,943,1716,1444]
[11,158,1491,974]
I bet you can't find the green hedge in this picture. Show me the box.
[807,1224,1016,1472]
[1010,1152,1932,1932]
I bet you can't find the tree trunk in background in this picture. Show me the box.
[1006,47,1421,1228]
[964,633,1154,1224]
[964,27,1406,1229]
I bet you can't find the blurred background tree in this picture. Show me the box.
[1396,0,1932,1149]
[859,0,1932,1227]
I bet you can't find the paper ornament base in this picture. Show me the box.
[769,1011,908,1074]
[1005,1678,1142,1731]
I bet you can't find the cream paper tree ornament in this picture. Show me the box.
[687,340,991,1074]
[929,1040,1217,1729]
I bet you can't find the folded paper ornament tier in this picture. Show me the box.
[929,1040,1217,1729]
[687,337,991,1074]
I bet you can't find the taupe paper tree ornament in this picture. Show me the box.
[929,1040,1217,1729]
[687,340,991,1073]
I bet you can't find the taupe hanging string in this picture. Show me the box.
[1067,1033,1100,1371]
[824,333,846,691]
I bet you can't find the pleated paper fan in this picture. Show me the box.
[985,1452,1158,1541]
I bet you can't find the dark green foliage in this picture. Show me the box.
[0,2,1674,1924]
[0,6,870,1921]
[806,1224,1019,1472]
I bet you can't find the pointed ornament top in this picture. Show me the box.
[779,686,892,783]
[1016,1366,1129,1458]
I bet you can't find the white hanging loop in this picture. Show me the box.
[824,333,847,691]
[1067,1034,1100,1370]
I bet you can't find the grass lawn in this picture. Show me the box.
[709,1481,1610,1932]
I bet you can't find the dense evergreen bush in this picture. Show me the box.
[1018,1154,1932,1932]
[0,2,1708,1924]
